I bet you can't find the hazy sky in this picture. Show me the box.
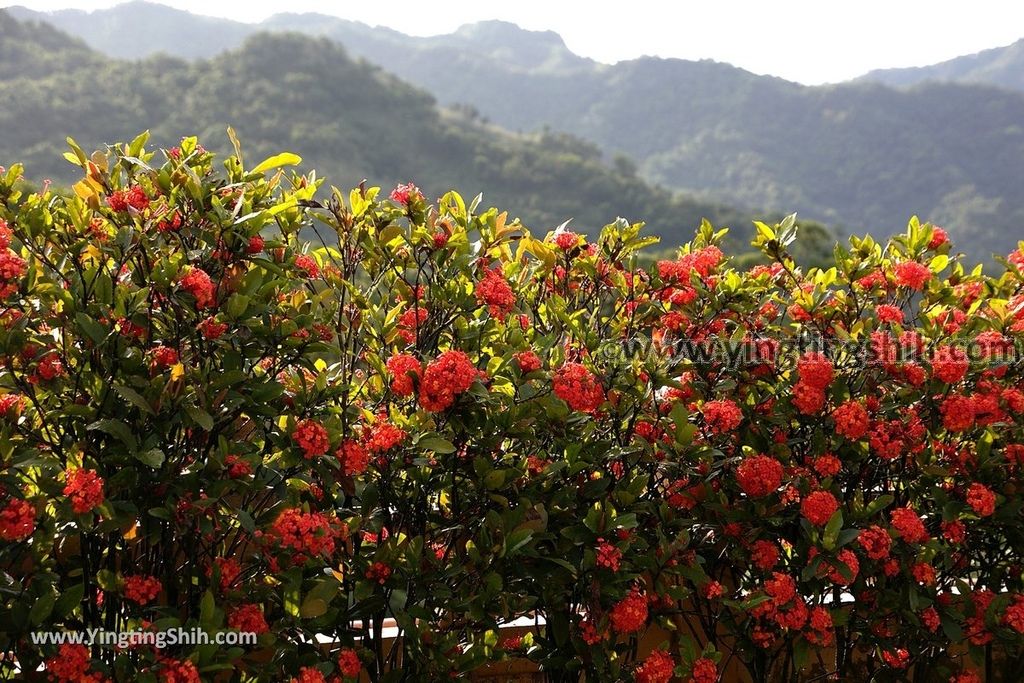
[14,0,1024,83]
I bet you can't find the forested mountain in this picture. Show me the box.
[860,39,1024,91]
[9,1,1024,259]
[0,11,792,257]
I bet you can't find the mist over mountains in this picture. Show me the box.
[6,1,1024,259]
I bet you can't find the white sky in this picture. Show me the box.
[12,0,1024,83]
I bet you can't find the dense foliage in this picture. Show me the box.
[12,3,1024,259]
[1,134,1024,682]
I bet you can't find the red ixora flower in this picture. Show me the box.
[289,667,326,683]
[337,647,362,678]
[0,497,35,541]
[228,603,269,635]
[750,540,779,571]
[336,440,369,476]
[363,419,407,453]
[801,490,839,526]
[159,657,201,683]
[419,350,478,412]
[514,350,542,373]
[63,468,105,514]
[385,353,421,397]
[635,648,675,683]
[107,185,149,212]
[266,508,340,561]
[389,182,422,206]
[701,399,742,434]
[858,525,892,560]
[180,267,216,308]
[123,574,162,605]
[735,455,784,498]
[45,643,94,683]
[876,304,904,324]
[966,482,996,517]
[688,657,718,683]
[797,351,834,390]
[893,260,932,290]
[553,362,605,413]
[832,400,869,440]
[609,588,648,634]
[292,419,330,459]
[475,266,516,319]
[595,538,622,571]
[932,345,969,384]
[294,254,320,278]
[890,506,929,544]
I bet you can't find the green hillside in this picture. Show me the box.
[12,2,1023,258]
[0,13,787,257]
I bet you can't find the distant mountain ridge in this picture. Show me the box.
[8,1,1024,259]
[859,39,1024,91]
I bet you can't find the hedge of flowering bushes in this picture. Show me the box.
[0,133,1023,682]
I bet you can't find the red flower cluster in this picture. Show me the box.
[107,185,149,212]
[338,647,362,678]
[228,603,270,634]
[45,643,95,683]
[553,362,605,413]
[608,588,648,633]
[688,658,718,683]
[293,419,330,459]
[793,351,833,414]
[363,419,407,453]
[832,400,869,440]
[858,525,892,560]
[801,490,839,526]
[419,350,477,411]
[750,540,779,571]
[966,483,996,517]
[595,538,622,571]
[894,260,932,290]
[63,468,105,514]
[159,658,201,683]
[123,574,162,605]
[294,254,320,278]
[389,182,422,206]
[475,267,516,319]
[385,353,421,396]
[701,399,742,434]
[552,231,582,251]
[635,648,675,683]
[736,455,784,497]
[266,508,340,561]
[514,350,542,373]
[150,345,179,370]
[932,345,969,383]
[180,268,216,308]
[890,506,929,543]
[336,440,369,476]
[0,497,35,541]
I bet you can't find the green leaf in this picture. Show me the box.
[822,510,843,550]
[251,153,302,175]
[75,312,107,344]
[29,590,56,626]
[185,406,214,431]
[54,583,85,619]
[87,419,138,454]
[114,384,154,415]
[135,448,165,469]
[418,436,456,454]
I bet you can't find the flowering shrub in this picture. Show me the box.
[0,133,1023,681]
